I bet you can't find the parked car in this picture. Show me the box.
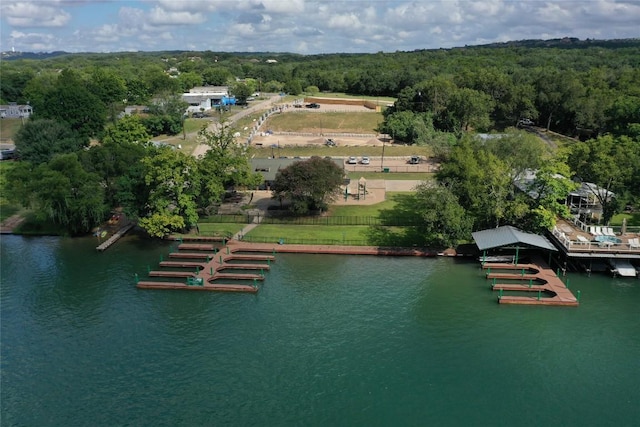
[361,156,370,165]
[408,155,420,164]
[306,103,320,109]
[518,118,534,126]
[325,138,336,147]
[0,149,16,161]
[346,156,358,164]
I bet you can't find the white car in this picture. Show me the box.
[361,156,370,165]
[347,156,358,164]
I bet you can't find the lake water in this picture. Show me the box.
[1,235,639,426]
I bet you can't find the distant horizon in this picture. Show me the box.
[1,1,639,54]
[2,37,639,58]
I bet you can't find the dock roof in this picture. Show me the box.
[472,225,557,251]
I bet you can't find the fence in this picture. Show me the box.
[240,236,370,246]
[200,214,422,227]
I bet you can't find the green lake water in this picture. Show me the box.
[1,234,639,426]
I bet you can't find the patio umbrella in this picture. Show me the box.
[621,217,627,235]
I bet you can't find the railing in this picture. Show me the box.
[552,226,640,253]
[240,236,371,246]
[200,214,423,227]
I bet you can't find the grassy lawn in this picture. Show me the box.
[243,224,371,245]
[0,118,24,141]
[263,112,383,134]
[328,192,408,217]
[248,145,432,158]
[611,212,640,226]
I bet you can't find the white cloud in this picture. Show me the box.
[1,0,639,54]
[148,7,207,26]
[9,30,56,50]
[2,1,71,27]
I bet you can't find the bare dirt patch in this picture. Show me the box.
[0,214,25,233]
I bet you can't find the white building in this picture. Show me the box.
[0,102,32,118]
[182,86,229,113]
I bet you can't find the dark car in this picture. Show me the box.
[408,156,421,164]
[306,103,320,109]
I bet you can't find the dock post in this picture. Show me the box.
[492,277,496,286]
[487,267,491,274]
[268,258,271,266]
[521,268,525,277]
[179,237,183,243]
[207,255,210,262]
[537,290,541,301]
[566,279,570,289]
[160,254,163,262]
[210,267,213,275]
[219,255,223,264]
[272,249,275,256]
[261,268,264,276]
[556,268,560,277]
[226,246,230,254]
[134,273,139,284]
[195,267,198,275]
[253,278,257,289]
[147,265,150,274]
[529,278,532,288]
[482,250,486,266]
[577,290,581,302]
[214,248,217,254]
[498,288,503,299]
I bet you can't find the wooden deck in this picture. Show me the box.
[483,259,579,307]
[137,241,440,293]
[137,281,258,293]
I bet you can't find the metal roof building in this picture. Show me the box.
[472,225,557,264]
[472,226,557,251]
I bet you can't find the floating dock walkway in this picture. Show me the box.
[137,241,276,293]
[483,259,579,306]
[96,222,135,251]
[137,240,438,293]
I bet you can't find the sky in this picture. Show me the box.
[1,0,639,54]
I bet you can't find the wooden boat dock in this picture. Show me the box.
[483,260,579,307]
[137,240,439,293]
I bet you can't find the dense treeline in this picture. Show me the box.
[3,38,639,137]
[1,38,638,240]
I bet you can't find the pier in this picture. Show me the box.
[96,222,134,251]
[137,241,275,293]
[137,239,439,293]
[483,260,579,307]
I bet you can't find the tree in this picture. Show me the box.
[413,183,472,247]
[197,123,262,210]
[284,79,302,96]
[272,156,344,215]
[177,72,203,92]
[202,68,233,86]
[5,153,107,235]
[567,134,640,223]
[436,136,514,229]
[14,119,87,164]
[101,115,151,145]
[230,82,252,104]
[139,148,201,237]
[79,134,148,210]
[305,85,319,95]
[37,70,107,139]
[448,87,494,132]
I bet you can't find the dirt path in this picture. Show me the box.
[192,95,282,158]
[0,214,25,234]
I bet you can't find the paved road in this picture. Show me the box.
[192,94,282,158]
